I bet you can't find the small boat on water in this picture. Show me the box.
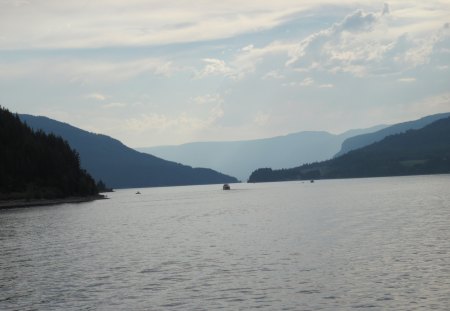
[223,184,230,190]
[136,191,141,194]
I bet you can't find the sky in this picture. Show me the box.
[1,1,449,147]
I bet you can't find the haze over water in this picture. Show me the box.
[1,175,449,310]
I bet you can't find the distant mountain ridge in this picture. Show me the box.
[20,115,238,189]
[138,125,386,181]
[248,116,450,183]
[335,112,450,157]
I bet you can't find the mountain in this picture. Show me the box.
[248,117,450,183]
[19,115,238,189]
[1,107,98,200]
[335,112,450,157]
[138,125,385,181]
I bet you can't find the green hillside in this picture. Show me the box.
[249,116,450,183]
[0,107,98,200]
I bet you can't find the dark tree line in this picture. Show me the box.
[0,106,98,200]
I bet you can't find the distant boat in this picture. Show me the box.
[310,180,314,183]
[223,184,230,190]
[136,191,141,194]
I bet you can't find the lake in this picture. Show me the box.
[1,175,450,310]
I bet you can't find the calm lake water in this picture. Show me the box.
[1,175,450,310]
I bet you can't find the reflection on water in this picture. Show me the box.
[1,175,450,310]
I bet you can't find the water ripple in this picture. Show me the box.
[1,176,450,310]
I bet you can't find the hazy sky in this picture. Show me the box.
[1,1,449,147]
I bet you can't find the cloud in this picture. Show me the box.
[102,102,127,109]
[190,93,224,106]
[397,77,416,83]
[286,7,386,71]
[86,93,107,101]
[195,6,393,81]
[199,41,296,80]
[198,58,233,78]
[284,77,334,88]
[0,57,176,82]
[124,107,224,134]
[215,4,450,80]
[92,3,448,84]
[300,77,315,86]
[124,92,225,135]
[319,83,334,88]
[0,1,312,50]
[262,70,285,80]
[64,59,176,82]
[337,9,378,33]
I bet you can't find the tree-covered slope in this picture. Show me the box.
[335,112,450,157]
[249,116,450,182]
[0,107,98,200]
[20,114,238,188]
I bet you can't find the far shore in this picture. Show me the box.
[0,194,107,210]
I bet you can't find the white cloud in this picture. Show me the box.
[102,102,127,109]
[219,4,450,80]
[286,7,388,72]
[0,1,313,50]
[319,83,334,88]
[300,77,315,86]
[124,106,224,134]
[199,41,296,80]
[0,57,176,82]
[86,93,107,101]
[232,42,296,78]
[397,77,416,83]
[286,6,450,77]
[153,3,450,83]
[191,94,224,106]
[198,58,233,78]
[262,70,285,80]
[284,77,334,88]
[123,92,225,136]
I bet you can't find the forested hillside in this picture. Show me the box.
[0,107,98,200]
[20,114,238,188]
[249,117,450,183]
[335,112,450,157]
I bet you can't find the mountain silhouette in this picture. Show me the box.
[138,125,385,181]
[249,116,450,182]
[335,112,450,157]
[20,115,238,189]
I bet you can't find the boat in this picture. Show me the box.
[136,191,141,194]
[223,184,230,190]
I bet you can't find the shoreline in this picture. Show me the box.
[0,194,107,210]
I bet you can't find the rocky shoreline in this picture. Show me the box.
[0,194,107,209]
